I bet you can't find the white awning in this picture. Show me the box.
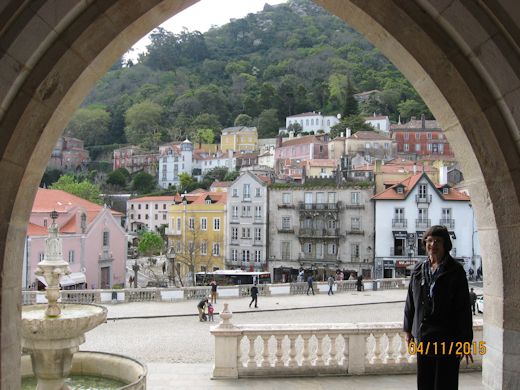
[36,272,86,287]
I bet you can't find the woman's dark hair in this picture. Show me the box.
[422,225,453,252]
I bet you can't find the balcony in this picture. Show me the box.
[298,228,341,238]
[278,203,295,209]
[391,219,407,228]
[277,227,294,234]
[415,194,432,204]
[439,218,455,229]
[345,202,365,210]
[165,228,181,236]
[298,202,341,211]
[347,229,365,235]
[415,219,431,229]
[298,253,338,262]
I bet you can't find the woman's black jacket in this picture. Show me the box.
[404,255,473,344]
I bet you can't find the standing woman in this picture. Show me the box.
[404,225,473,390]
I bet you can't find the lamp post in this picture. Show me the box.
[167,248,176,286]
[132,259,140,288]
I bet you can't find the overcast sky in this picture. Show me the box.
[126,0,288,61]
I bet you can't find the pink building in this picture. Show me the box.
[48,136,89,171]
[274,134,329,179]
[24,188,126,290]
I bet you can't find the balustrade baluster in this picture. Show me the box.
[261,335,271,368]
[342,334,350,367]
[247,335,257,368]
[274,335,284,367]
[288,335,298,367]
[301,334,311,367]
[397,333,409,363]
[328,334,338,366]
[384,333,396,364]
[315,334,325,366]
[371,333,383,364]
[237,337,243,367]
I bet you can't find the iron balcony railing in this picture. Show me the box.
[439,218,455,229]
[415,219,431,228]
[298,202,342,211]
[415,194,432,204]
[392,219,407,228]
[298,228,341,238]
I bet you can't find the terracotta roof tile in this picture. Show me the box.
[281,135,328,147]
[129,196,176,202]
[349,131,392,140]
[27,223,48,236]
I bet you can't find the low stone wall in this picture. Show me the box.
[21,278,408,305]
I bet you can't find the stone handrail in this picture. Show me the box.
[21,278,409,305]
[211,304,484,379]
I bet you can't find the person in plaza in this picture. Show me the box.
[197,297,209,322]
[469,288,478,315]
[404,225,473,390]
[298,269,304,283]
[249,283,258,308]
[207,302,214,322]
[162,261,166,274]
[210,280,218,304]
[476,266,482,281]
[356,275,364,291]
[327,274,335,295]
[306,275,315,295]
[468,267,474,281]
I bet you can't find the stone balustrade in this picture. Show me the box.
[211,304,484,379]
[21,278,408,304]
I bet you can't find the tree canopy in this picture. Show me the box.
[138,231,164,256]
[49,174,102,204]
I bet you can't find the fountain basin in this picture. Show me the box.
[22,351,147,389]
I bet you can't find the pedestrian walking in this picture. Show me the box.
[404,225,473,390]
[249,283,258,308]
[306,275,315,295]
[469,288,478,315]
[197,297,209,322]
[356,275,364,292]
[210,280,218,304]
[207,302,214,322]
[468,267,474,281]
[327,275,335,295]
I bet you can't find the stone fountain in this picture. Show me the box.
[21,211,108,389]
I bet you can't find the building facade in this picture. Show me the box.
[285,112,339,134]
[113,145,159,176]
[158,140,193,188]
[372,173,480,279]
[220,126,258,153]
[364,114,391,133]
[126,196,175,233]
[268,184,375,282]
[274,135,329,178]
[225,172,269,272]
[48,136,89,171]
[25,188,126,290]
[166,191,227,284]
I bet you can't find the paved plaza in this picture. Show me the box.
[82,286,484,389]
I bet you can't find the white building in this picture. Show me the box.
[158,140,193,189]
[364,114,391,133]
[372,172,481,279]
[126,196,175,233]
[193,150,236,178]
[226,172,269,272]
[285,112,340,134]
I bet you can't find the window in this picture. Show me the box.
[427,132,432,140]
[145,204,149,210]
[206,199,212,204]
[384,143,389,149]
[39,252,45,261]
[255,188,261,197]
[177,218,181,231]
[328,192,336,204]
[419,184,427,198]
[102,231,109,247]
[231,227,238,240]
[328,243,337,255]
[243,184,251,199]
[328,220,337,229]
[68,250,75,264]
[397,187,404,194]
[404,132,409,140]
[404,143,409,152]
[281,242,291,260]
[395,208,405,221]
[351,217,361,231]
[282,216,291,230]
[365,142,371,148]
[232,249,238,262]
[427,143,432,151]
[154,214,158,220]
[415,132,421,140]
[316,243,324,258]
[43,219,47,227]
[443,187,449,194]
[351,243,360,259]
[155,204,158,210]
[213,218,220,231]
[442,208,451,219]
[241,227,251,239]
[415,144,421,152]
[254,228,261,241]
[282,193,292,204]
[255,206,262,218]
[163,214,166,220]
[303,242,312,253]
[138,214,141,219]
[163,204,167,210]
[418,208,428,221]
[242,249,250,262]
[189,218,195,230]
[201,242,207,255]
[131,205,134,210]
[212,243,220,256]
[201,218,207,230]
[232,206,238,217]
[254,250,261,263]
[351,192,361,204]
[138,204,141,210]
[232,188,238,197]
[242,205,251,217]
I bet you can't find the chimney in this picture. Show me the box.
[439,164,448,185]
[346,128,352,138]
[421,114,426,129]
[413,163,417,175]
[375,159,382,173]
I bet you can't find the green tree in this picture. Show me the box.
[106,169,129,188]
[398,99,431,122]
[132,172,156,194]
[234,114,254,127]
[257,109,280,138]
[223,170,240,182]
[330,115,373,138]
[124,100,164,148]
[50,175,102,204]
[342,77,359,117]
[40,169,63,187]
[64,107,111,146]
[193,128,215,144]
[287,122,303,135]
[138,231,164,256]
[179,172,198,193]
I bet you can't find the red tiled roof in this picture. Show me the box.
[349,131,392,140]
[129,196,176,202]
[281,135,327,147]
[287,112,321,118]
[211,181,232,188]
[256,175,272,184]
[27,223,48,236]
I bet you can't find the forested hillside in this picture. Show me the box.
[68,0,431,150]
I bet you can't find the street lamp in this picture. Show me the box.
[167,247,176,286]
[132,259,140,288]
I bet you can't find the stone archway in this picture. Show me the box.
[0,1,518,388]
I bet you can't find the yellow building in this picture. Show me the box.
[220,126,258,153]
[166,191,227,284]
[302,159,337,178]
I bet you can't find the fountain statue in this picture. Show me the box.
[21,211,108,389]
